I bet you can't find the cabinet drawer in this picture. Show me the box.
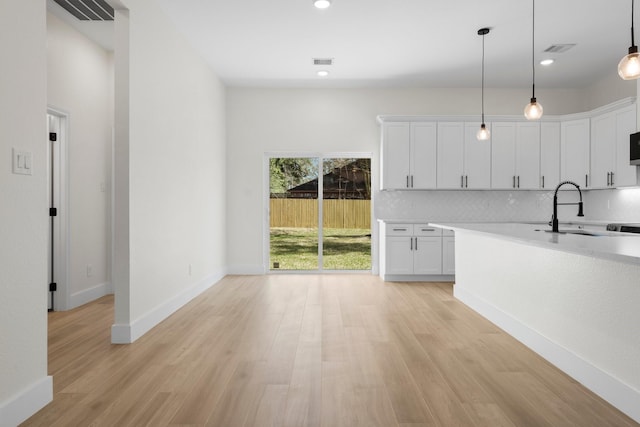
[386,224,414,236]
[442,229,455,237]
[414,224,442,237]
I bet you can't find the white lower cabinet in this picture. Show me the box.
[380,222,454,281]
[442,230,456,275]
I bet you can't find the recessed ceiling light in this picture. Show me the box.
[317,70,329,77]
[540,58,555,66]
[314,0,331,9]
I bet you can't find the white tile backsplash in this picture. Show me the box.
[375,190,555,223]
[375,187,640,224]
[584,188,640,222]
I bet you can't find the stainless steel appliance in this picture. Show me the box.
[606,223,640,233]
[630,131,640,165]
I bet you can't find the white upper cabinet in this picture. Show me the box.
[515,122,541,189]
[492,122,540,190]
[540,122,561,190]
[463,122,492,189]
[591,104,638,188]
[437,122,465,188]
[381,122,437,189]
[590,112,616,188]
[381,122,411,189]
[614,105,638,187]
[561,118,591,188]
[411,123,438,189]
[436,122,490,189]
[491,122,517,189]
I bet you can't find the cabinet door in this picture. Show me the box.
[515,122,541,189]
[442,236,455,275]
[614,105,638,187]
[590,112,616,189]
[437,122,465,188]
[382,123,411,189]
[411,122,437,189]
[491,122,517,189]
[464,122,492,189]
[540,122,561,190]
[385,236,414,274]
[561,119,590,188]
[413,237,442,274]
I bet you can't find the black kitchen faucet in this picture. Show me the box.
[552,181,584,232]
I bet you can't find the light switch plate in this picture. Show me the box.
[12,148,33,175]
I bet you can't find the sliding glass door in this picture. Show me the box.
[268,155,371,272]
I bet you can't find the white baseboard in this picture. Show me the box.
[0,376,52,427]
[111,270,225,344]
[69,281,113,309]
[382,274,455,282]
[454,285,640,424]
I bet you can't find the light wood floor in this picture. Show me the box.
[23,275,638,427]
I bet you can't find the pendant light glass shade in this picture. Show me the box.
[524,97,543,120]
[619,0,640,79]
[618,48,640,79]
[477,28,490,141]
[525,0,543,120]
[477,123,490,140]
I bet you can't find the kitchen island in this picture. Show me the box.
[430,222,640,424]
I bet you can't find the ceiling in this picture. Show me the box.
[50,0,637,90]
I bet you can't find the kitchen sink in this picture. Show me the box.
[534,229,602,236]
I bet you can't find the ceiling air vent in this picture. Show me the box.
[53,0,114,21]
[313,58,334,66]
[543,44,576,53]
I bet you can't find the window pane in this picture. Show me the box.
[322,158,371,270]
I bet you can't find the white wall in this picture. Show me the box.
[226,87,586,273]
[111,1,227,343]
[47,12,114,309]
[0,1,52,425]
[584,69,636,111]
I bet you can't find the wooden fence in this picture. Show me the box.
[270,199,371,229]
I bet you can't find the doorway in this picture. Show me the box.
[267,154,372,272]
[47,109,69,311]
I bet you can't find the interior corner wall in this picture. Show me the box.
[112,1,227,343]
[0,1,52,425]
[225,87,585,273]
[46,12,114,309]
[583,70,637,111]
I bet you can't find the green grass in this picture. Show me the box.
[270,227,371,270]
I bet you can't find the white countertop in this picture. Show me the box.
[429,222,640,266]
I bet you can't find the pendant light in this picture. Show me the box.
[524,0,543,120]
[477,28,491,141]
[619,0,640,79]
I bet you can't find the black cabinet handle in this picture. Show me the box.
[517,176,520,188]
[611,172,614,186]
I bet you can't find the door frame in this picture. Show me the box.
[47,107,70,311]
[263,152,375,274]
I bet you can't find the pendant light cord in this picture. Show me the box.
[632,0,636,48]
[531,0,536,99]
[481,31,486,123]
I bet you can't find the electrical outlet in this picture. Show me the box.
[86,264,93,277]
[188,264,192,276]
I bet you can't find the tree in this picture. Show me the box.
[269,158,316,196]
